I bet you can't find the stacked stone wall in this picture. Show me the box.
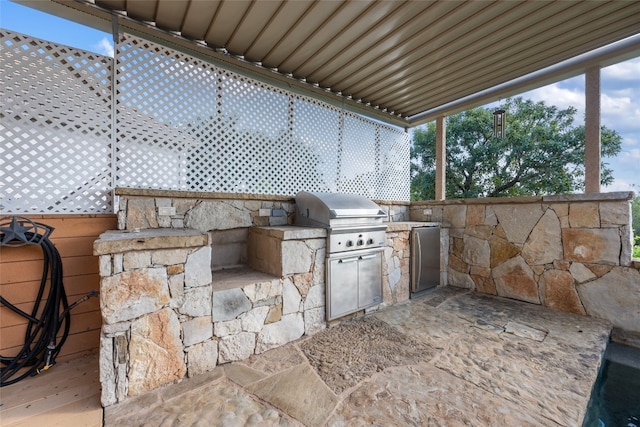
[382,227,412,305]
[116,190,293,231]
[95,228,326,407]
[115,189,411,232]
[410,192,640,333]
[94,189,442,407]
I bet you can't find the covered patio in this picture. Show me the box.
[1,1,640,426]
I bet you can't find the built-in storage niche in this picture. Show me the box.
[210,228,249,271]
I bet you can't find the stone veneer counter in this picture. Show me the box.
[94,222,444,407]
[94,228,208,255]
[251,222,438,235]
[249,225,326,240]
[385,221,439,231]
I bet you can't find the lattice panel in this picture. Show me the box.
[378,127,411,201]
[115,33,410,200]
[2,30,410,214]
[291,97,341,193]
[0,30,113,213]
[339,114,379,199]
[115,34,216,190]
[208,70,291,193]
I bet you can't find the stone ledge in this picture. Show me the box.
[411,191,634,207]
[115,187,293,202]
[543,191,635,202]
[212,267,280,291]
[253,223,440,236]
[251,225,326,240]
[386,221,439,232]
[94,228,208,255]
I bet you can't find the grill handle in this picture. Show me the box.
[338,257,359,263]
[359,254,378,260]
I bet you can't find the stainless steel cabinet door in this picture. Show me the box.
[358,252,382,307]
[327,255,359,319]
[411,227,440,293]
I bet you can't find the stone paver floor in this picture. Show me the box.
[104,288,611,426]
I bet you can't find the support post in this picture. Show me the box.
[585,67,601,193]
[435,116,446,201]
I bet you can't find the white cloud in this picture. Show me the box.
[601,92,632,112]
[601,93,640,132]
[619,148,640,165]
[521,83,585,123]
[93,37,114,57]
[603,58,640,81]
[603,177,637,192]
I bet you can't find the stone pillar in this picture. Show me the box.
[585,67,601,193]
[435,116,446,201]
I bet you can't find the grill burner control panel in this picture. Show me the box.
[329,228,386,254]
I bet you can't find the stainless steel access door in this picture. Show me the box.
[326,248,383,320]
[410,226,440,294]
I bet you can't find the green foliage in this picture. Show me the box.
[632,196,640,239]
[411,97,623,200]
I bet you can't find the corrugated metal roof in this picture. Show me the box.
[25,0,640,126]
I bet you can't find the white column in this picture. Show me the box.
[435,116,446,200]
[585,67,601,193]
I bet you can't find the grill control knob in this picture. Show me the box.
[346,240,354,247]
[357,239,364,246]
[366,238,374,245]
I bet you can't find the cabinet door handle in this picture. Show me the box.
[338,257,359,263]
[359,254,378,260]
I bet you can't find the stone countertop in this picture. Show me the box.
[385,221,439,232]
[115,187,293,202]
[94,228,208,255]
[252,223,438,238]
[410,191,635,206]
[250,225,327,240]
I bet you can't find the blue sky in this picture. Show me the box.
[1,0,638,193]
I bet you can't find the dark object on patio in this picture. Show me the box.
[0,216,76,386]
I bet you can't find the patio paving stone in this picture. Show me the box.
[247,364,338,427]
[327,364,549,427]
[103,287,611,427]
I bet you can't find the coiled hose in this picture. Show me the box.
[0,216,91,386]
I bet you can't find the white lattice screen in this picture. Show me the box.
[0,30,113,213]
[114,33,410,200]
[0,30,410,213]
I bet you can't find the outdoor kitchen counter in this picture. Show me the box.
[93,228,208,255]
[250,222,439,236]
[249,225,326,240]
[385,221,439,232]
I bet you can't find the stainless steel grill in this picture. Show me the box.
[294,191,388,320]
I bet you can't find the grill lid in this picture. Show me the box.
[294,191,386,228]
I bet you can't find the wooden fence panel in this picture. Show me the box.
[0,214,117,362]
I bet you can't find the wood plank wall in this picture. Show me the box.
[1,214,117,362]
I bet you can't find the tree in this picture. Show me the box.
[411,97,622,200]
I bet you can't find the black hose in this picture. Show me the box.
[0,217,90,386]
